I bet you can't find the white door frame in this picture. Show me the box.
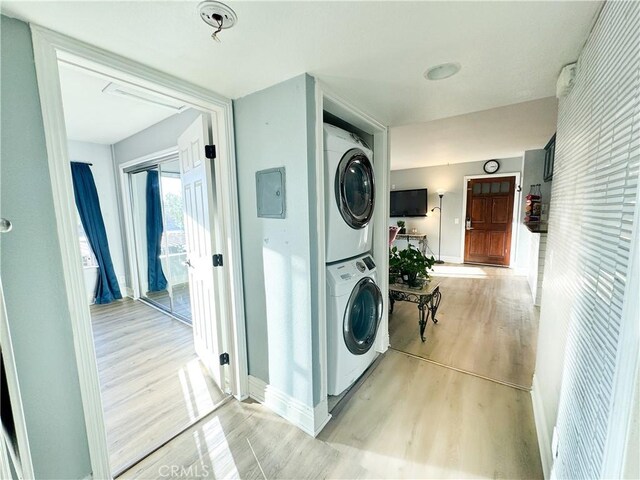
[459,172,522,267]
[30,25,248,479]
[313,81,390,430]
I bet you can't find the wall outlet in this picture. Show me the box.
[391,184,396,190]
[454,217,459,224]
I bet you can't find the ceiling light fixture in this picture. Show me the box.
[198,1,238,42]
[424,62,461,81]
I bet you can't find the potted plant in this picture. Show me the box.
[396,220,406,234]
[389,244,435,288]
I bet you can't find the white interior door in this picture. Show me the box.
[178,114,226,390]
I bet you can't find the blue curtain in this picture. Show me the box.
[146,170,167,292]
[70,162,122,304]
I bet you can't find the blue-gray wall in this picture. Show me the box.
[112,108,201,166]
[0,15,92,479]
[234,74,321,406]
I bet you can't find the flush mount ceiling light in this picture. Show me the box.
[198,1,238,42]
[424,62,461,81]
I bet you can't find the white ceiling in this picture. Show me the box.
[391,96,558,170]
[58,64,181,144]
[2,1,601,127]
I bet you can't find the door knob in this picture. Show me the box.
[0,218,12,233]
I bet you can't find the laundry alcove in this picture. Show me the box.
[234,73,389,436]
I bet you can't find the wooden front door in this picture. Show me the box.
[464,177,516,266]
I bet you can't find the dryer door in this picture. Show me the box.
[335,148,375,229]
[343,277,383,355]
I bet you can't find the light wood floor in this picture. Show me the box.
[91,299,227,474]
[389,264,539,388]
[121,349,542,479]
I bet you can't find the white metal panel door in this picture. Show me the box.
[178,115,225,390]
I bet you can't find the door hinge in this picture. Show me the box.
[212,254,223,267]
[205,144,216,159]
[219,352,230,365]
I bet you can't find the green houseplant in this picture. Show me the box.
[389,244,436,288]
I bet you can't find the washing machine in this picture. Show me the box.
[324,124,375,264]
[327,253,383,396]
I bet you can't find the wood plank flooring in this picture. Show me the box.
[90,299,226,474]
[120,350,542,479]
[107,264,543,478]
[321,350,542,479]
[389,264,539,388]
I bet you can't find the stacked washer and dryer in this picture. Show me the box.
[324,124,384,396]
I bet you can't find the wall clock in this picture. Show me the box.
[483,159,500,174]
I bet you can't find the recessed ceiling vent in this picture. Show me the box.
[198,1,238,42]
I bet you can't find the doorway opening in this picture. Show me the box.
[59,58,230,473]
[33,26,247,475]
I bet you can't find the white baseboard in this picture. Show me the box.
[438,255,463,263]
[248,375,266,402]
[248,375,331,437]
[531,374,552,479]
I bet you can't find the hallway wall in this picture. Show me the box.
[234,74,318,408]
[533,1,640,477]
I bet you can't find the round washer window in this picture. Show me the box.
[343,277,383,355]
[335,149,375,229]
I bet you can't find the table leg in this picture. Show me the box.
[418,301,430,342]
[429,287,442,324]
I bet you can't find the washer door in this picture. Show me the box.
[343,277,383,355]
[335,148,375,229]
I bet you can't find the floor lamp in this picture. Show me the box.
[431,190,445,264]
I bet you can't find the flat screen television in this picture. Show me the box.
[390,188,428,217]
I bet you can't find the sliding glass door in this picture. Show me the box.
[128,158,192,323]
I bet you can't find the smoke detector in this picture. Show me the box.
[198,1,238,42]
